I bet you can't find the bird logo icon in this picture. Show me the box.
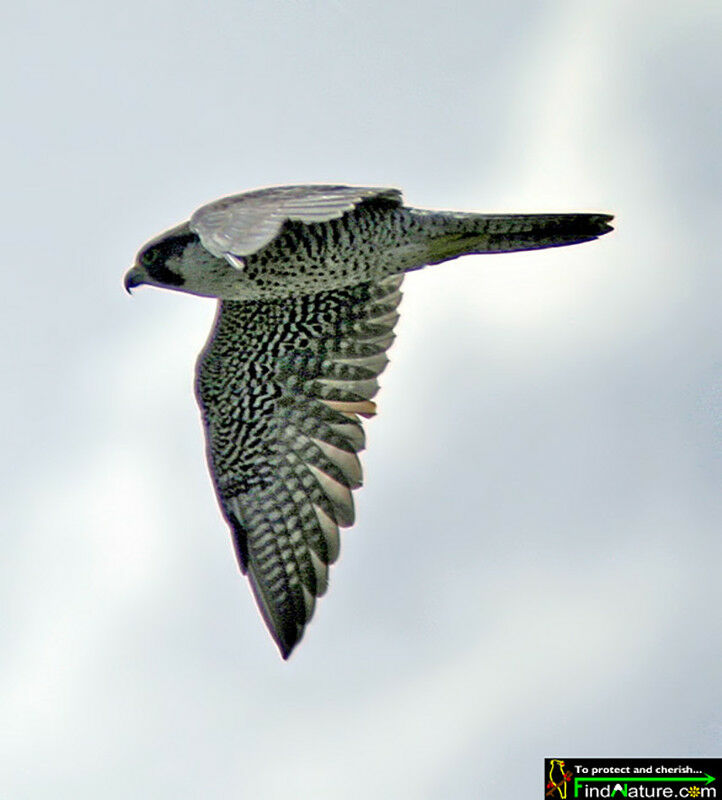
[547,759,573,798]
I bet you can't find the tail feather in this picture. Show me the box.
[425,212,614,264]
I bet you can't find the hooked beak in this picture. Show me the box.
[124,265,145,294]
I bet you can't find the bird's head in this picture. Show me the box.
[124,222,227,298]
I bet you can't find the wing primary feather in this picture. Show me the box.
[311,438,363,488]
[320,399,377,417]
[312,503,341,563]
[329,421,366,451]
[307,464,355,527]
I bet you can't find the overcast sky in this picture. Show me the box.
[2,0,720,797]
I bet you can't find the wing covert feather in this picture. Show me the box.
[189,185,402,264]
[195,275,403,657]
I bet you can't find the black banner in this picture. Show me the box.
[544,758,720,799]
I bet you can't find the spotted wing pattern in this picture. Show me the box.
[190,185,403,265]
[195,275,403,657]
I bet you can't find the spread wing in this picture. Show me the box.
[189,185,403,264]
[195,275,403,658]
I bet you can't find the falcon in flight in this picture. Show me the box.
[125,185,613,658]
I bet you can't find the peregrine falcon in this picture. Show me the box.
[125,185,613,658]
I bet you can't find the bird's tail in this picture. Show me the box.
[417,210,614,264]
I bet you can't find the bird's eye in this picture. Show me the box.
[142,248,159,266]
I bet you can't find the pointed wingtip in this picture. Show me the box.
[266,620,299,661]
[247,564,304,661]
[275,627,301,660]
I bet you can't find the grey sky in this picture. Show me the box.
[2,0,720,797]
